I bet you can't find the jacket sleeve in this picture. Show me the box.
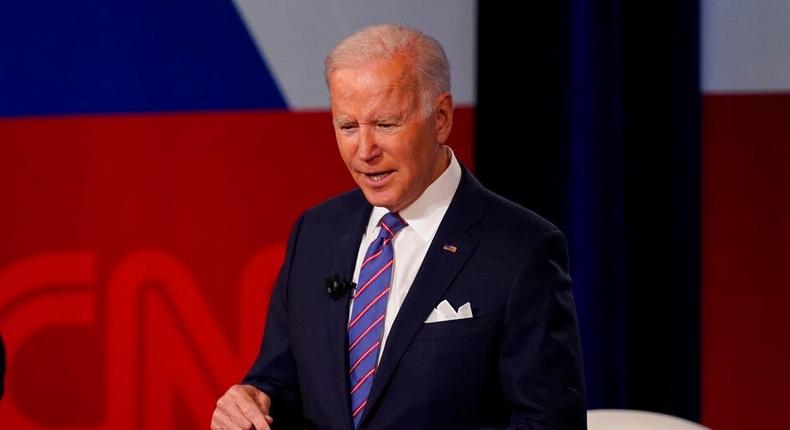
[243,214,306,429]
[485,228,587,430]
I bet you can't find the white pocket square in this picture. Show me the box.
[424,300,473,323]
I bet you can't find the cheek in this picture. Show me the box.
[336,141,355,165]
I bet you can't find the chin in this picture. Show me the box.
[364,196,393,209]
[360,189,397,210]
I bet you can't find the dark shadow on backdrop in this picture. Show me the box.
[1,335,5,399]
[476,1,700,420]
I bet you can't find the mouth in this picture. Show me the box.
[360,170,394,185]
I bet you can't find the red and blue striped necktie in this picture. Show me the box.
[347,212,407,428]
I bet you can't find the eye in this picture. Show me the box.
[376,122,398,131]
[338,122,358,132]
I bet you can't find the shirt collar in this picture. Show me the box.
[366,146,462,241]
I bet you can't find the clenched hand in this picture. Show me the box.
[211,384,274,430]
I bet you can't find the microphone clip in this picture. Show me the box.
[325,274,355,300]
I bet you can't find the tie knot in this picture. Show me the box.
[378,212,407,238]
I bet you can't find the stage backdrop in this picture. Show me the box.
[0,2,476,429]
[701,1,790,427]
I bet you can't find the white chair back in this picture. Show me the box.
[587,409,710,430]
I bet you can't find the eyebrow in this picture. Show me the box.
[333,116,355,124]
[334,113,404,124]
[376,114,403,122]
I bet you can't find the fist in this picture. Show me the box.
[211,384,274,430]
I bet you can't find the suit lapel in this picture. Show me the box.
[361,169,485,425]
[323,193,372,430]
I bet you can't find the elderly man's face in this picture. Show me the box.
[329,55,453,212]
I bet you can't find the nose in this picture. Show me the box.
[357,125,381,162]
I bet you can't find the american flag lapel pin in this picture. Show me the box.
[442,244,458,253]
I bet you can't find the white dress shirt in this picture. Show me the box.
[349,146,462,364]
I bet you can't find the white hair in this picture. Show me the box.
[325,23,451,115]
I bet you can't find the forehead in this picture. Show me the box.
[329,58,419,118]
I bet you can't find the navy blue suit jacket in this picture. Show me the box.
[244,168,586,429]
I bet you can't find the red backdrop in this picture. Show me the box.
[701,94,790,428]
[0,108,474,429]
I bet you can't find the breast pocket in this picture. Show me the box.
[413,315,490,341]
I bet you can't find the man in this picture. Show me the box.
[212,24,585,429]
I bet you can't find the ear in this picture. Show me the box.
[434,92,454,144]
